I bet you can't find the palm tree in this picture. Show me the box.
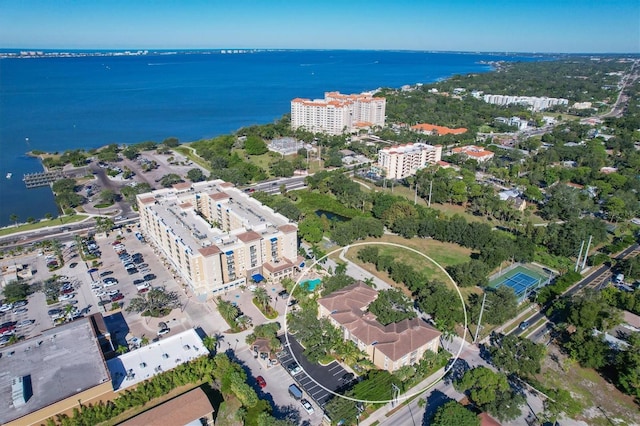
[9,213,18,227]
[217,298,239,324]
[45,212,53,221]
[253,287,271,310]
[116,345,128,355]
[140,336,150,347]
[235,315,251,330]
[202,335,217,351]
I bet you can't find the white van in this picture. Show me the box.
[614,274,625,284]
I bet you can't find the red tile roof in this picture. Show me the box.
[208,192,230,201]
[319,283,441,362]
[172,182,192,190]
[411,123,467,135]
[237,231,261,243]
[278,224,297,233]
[139,197,155,205]
[198,245,221,257]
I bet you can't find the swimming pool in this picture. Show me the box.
[300,278,321,291]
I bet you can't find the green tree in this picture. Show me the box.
[9,213,19,227]
[2,281,32,302]
[125,288,180,317]
[162,137,180,147]
[94,217,115,234]
[99,189,118,204]
[244,136,268,155]
[160,173,184,187]
[431,401,479,426]
[253,287,271,310]
[186,168,206,182]
[367,289,416,325]
[455,367,509,406]
[217,298,240,326]
[489,334,546,377]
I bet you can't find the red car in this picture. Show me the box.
[111,293,125,302]
[0,326,15,336]
[256,376,267,389]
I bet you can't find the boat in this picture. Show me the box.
[6,173,11,179]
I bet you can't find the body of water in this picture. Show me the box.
[0,50,541,227]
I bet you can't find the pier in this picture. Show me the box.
[22,170,65,189]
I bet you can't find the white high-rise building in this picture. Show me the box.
[482,94,568,111]
[377,143,442,179]
[291,91,386,135]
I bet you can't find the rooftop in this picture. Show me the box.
[107,329,208,391]
[119,387,213,426]
[0,317,110,424]
[319,283,441,362]
[138,180,294,258]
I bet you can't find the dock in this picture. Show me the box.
[22,170,65,188]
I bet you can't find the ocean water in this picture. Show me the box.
[0,50,540,227]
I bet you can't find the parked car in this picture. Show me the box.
[143,274,156,281]
[60,293,75,301]
[300,398,314,414]
[138,263,149,269]
[69,262,78,268]
[133,279,146,286]
[107,289,120,296]
[61,287,74,295]
[100,271,114,277]
[127,268,139,275]
[256,376,267,388]
[157,327,170,336]
[0,304,13,312]
[103,277,118,285]
[137,287,149,294]
[287,362,302,375]
[13,300,28,308]
[111,293,125,302]
[13,308,28,314]
[16,319,35,328]
[87,268,99,273]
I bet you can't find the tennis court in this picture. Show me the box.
[489,264,551,300]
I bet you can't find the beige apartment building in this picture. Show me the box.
[137,180,299,299]
[377,142,442,179]
[291,91,386,135]
[318,283,441,373]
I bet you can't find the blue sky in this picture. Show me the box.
[1,0,638,53]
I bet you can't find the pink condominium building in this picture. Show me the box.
[291,91,386,135]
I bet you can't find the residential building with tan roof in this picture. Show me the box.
[137,180,299,299]
[291,91,386,135]
[119,387,214,426]
[377,142,442,179]
[318,283,441,372]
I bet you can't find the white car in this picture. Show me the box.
[16,319,35,328]
[107,289,120,296]
[60,293,75,301]
[94,290,107,297]
[103,281,118,288]
[0,304,13,312]
[300,399,314,415]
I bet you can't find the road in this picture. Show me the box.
[510,243,639,338]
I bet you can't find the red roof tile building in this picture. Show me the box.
[318,283,441,372]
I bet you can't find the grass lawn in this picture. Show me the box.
[343,234,482,301]
[175,145,212,172]
[0,214,90,237]
[537,345,640,426]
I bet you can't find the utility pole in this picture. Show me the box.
[581,235,592,270]
[575,240,585,272]
[428,180,433,207]
[474,292,487,343]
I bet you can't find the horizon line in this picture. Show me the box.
[1,47,639,56]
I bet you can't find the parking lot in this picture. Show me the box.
[279,335,351,407]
